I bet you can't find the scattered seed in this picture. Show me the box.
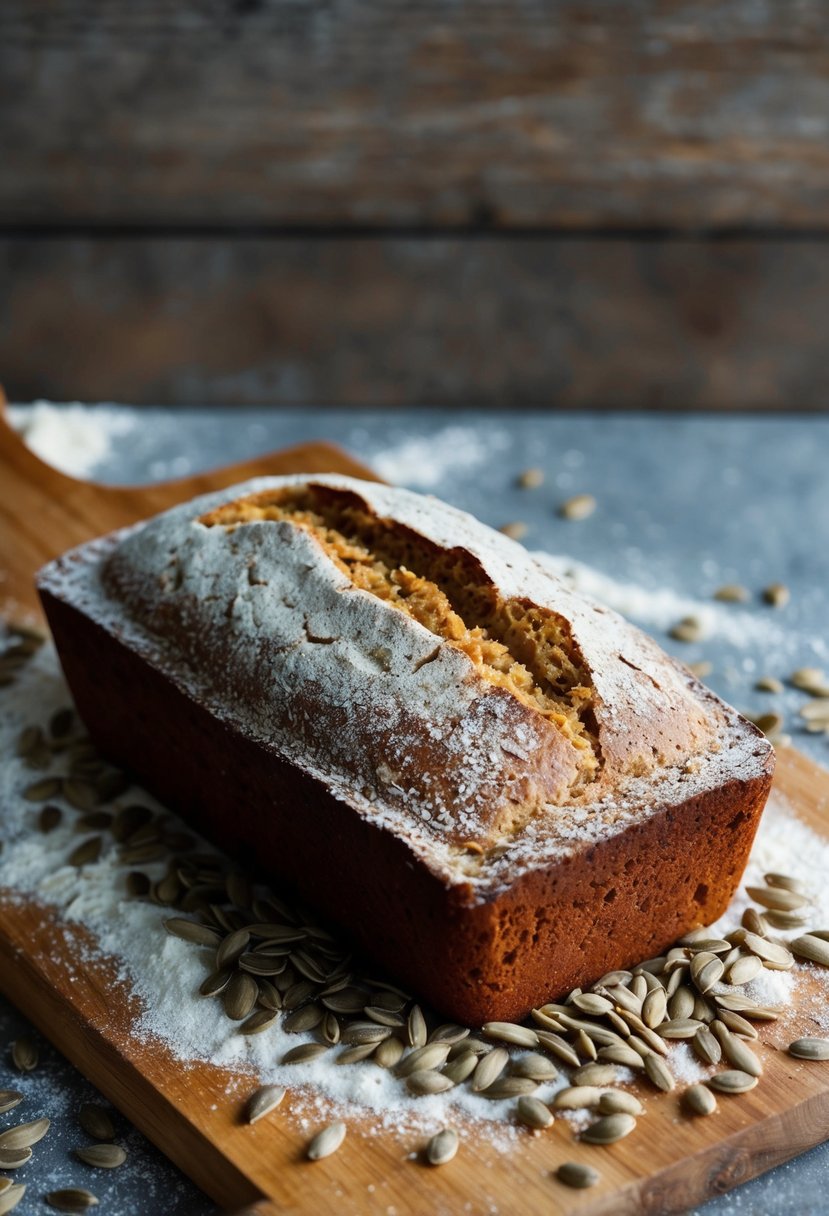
[658,1018,702,1040]
[407,1070,454,1096]
[690,952,724,994]
[222,971,259,1021]
[482,1022,538,1050]
[669,617,705,643]
[282,1043,329,1065]
[481,1077,539,1100]
[708,1070,759,1094]
[534,1029,580,1068]
[642,987,667,1029]
[47,1190,99,1213]
[596,1044,644,1070]
[555,1161,599,1189]
[741,932,794,970]
[0,1092,23,1115]
[0,1148,31,1169]
[426,1127,459,1164]
[715,1026,763,1076]
[790,934,829,967]
[511,1052,557,1082]
[582,1112,636,1145]
[471,1047,509,1092]
[0,1182,25,1213]
[0,1116,51,1149]
[336,1043,377,1065]
[597,1091,643,1117]
[499,522,527,541]
[407,1005,427,1049]
[374,1037,405,1069]
[10,1037,38,1073]
[163,918,222,947]
[340,1021,392,1046]
[516,1095,554,1129]
[727,954,763,985]
[282,1004,323,1035]
[517,467,544,489]
[559,494,596,521]
[75,1144,126,1169]
[789,1037,829,1061]
[307,1120,347,1160]
[751,712,783,737]
[693,1026,722,1066]
[763,583,790,608]
[552,1086,604,1111]
[684,1084,717,1116]
[746,885,809,912]
[572,1063,617,1087]
[398,1043,452,1078]
[245,1085,286,1124]
[644,1054,675,1093]
[714,584,749,603]
[78,1104,114,1142]
[23,777,61,802]
[239,1009,279,1036]
[37,804,62,833]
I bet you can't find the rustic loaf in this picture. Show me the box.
[38,475,775,1024]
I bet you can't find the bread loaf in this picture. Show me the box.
[38,475,774,1023]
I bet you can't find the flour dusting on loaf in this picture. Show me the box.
[39,475,772,896]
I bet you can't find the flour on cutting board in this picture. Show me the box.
[1,644,827,1144]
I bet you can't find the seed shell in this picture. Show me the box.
[791,934,829,966]
[0,1092,23,1115]
[78,1104,115,1142]
[684,1084,718,1116]
[555,1162,599,1189]
[75,1144,127,1169]
[482,1022,538,1050]
[46,1191,99,1212]
[10,1037,38,1072]
[426,1127,459,1164]
[163,918,222,948]
[581,1112,636,1144]
[644,1054,675,1092]
[0,1183,26,1213]
[597,1090,643,1116]
[708,1069,759,1094]
[789,1037,829,1060]
[0,1116,50,1149]
[470,1046,509,1092]
[282,1043,329,1065]
[552,1086,603,1111]
[0,1148,32,1169]
[245,1085,286,1123]
[307,1120,347,1160]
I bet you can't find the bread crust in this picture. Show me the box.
[37,475,775,1023]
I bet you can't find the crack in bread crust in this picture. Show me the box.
[201,483,602,792]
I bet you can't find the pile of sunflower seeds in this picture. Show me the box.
[6,638,829,1194]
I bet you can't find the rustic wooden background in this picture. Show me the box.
[3,1,829,409]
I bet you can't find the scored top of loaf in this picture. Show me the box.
[38,474,773,900]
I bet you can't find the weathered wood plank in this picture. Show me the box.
[2,235,829,408]
[4,2,829,228]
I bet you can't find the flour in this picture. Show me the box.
[372,427,512,488]
[1,645,827,1149]
[7,401,136,479]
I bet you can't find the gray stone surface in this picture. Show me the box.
[2,407,828,1214]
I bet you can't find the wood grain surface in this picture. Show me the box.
[4,235,829,409]
[4,2,829,228]
[1,414,828,1214]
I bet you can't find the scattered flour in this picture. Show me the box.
[372,427,511,488]
[1,644,827,1147]
[7,401,136,479]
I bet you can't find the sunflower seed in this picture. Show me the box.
[163,918,221,947]
[516,1095,554,1129]
[245,1084,286,1123]
[517,467,544,489]
[713,1024,762,1076]
[684,1084,717,1116]
[791,934,829,966]
[307,1121,346,1160]
[0,1182,25,1212]
[78,1105,114,1142]
[67,836,102,867]
[658,1018,701,1040]
[693,1026,722,1066]
[470,1046,509,1092]
[572,1063,618,1086]
[499,521,527,540]
[75,1144,126,1169]
[597,1091,643,1117]
[511,1052,557,1082]
[741,932,794,970]
[669,616,705,643]
[335,1043,375,1065]
[10,1037,38,1072]
[597,1044,645,1070]
[404,1003,427,1048]
[755,675,783,692]
[552,1086,604,1111]
[708,1069,759,1094]
[714,994,781,1019]
[321,1012,341,1045]
[407,1070,454,1096]
[762,583,789,608]
[37,804,62,833]
[534,1030,580,1068]
[690,952,724,994]
[426,1127,459,1164]
[321,988,367,1016]
[0,1116,51,1149]
[0,1148,31,1169]
[482,1022,538,1050]
[222,971,259,1021]
[726,954,763,985]
[214,929,250,970]
[341,1021,392,1046]
[374,1037,405,1069]
[23,777,61,802]
[46,1190,99,1212]
[572,993,613,1017]
[555,1162,599,1189]
[560,494,597,521]
[481,1077,539,1100]
[641,987,667,1029]
[746,885,809,912]
[789,1037,829,1060]
[581,1112,636,1144]
[365,1007,406,1030]
[239,1009,278,1036]
[644,1054,675,1092]
[0,1092,23,1116]
[282,1043,329,1064]
[397,1043,452,1077]
[281,1004,322,1034]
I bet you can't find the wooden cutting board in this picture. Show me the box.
[1,401,828,1216]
